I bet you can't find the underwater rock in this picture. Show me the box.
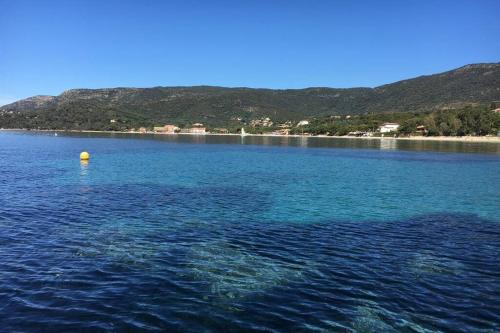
[352,306,398,333]
[352,304,440,333]
[408,252,465,277]
[72,218,166,267]
[185,241,304,300]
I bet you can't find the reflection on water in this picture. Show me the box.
[262,135,271,146]
[79,160,89,181]
[190,134,206,144]
[279,135,289,146]
[45,132,500,154]
[299,136,309,148]
[379,138,397,150]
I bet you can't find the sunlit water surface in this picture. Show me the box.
[0,131,499,332]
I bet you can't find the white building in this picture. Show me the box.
[188,127,206,134]
[180,127,206,134]
[297,120,309,126]
[378,123,400,133]
[250,117,273,127]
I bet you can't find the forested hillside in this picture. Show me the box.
[1,63,499,131]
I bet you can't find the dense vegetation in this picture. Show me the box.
[398,105,500,136]
[288,105,500,136]
[1,63,499,133]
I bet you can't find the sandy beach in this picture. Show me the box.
[2,128,500,143]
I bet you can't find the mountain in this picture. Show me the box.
[1,63,499,130]
[2,95,57,111]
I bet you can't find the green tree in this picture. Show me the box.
[399,118,418,135]
[423,116,438,136]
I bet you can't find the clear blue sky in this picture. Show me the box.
[1,0,499,105]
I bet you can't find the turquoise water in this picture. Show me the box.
[0,131,499,332]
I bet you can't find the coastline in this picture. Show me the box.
[1,128,500,143]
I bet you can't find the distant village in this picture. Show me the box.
[2,100,497,137]
[125,117,407,137]
[106,106,500,137]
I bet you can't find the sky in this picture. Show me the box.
[1,0,499,105]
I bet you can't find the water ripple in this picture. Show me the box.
[1,132,499,332]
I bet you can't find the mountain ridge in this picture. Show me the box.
[1,63,499,130]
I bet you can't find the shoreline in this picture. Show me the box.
[1,128,500,143]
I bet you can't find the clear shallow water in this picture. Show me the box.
[0,131,499,332]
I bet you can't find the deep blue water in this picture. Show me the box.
[0,131,499,333]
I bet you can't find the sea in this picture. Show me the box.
[0,131,499,333]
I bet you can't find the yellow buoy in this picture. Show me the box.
[80,151,90,160]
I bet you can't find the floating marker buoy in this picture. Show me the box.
[80,151,90,161]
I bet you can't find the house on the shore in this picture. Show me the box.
[297,120,309,126]
[187,127,206,134]
[154,125,179,133]
[415,125,427,135]
[272,128,290,135]
[180,123,206,134]
[347,131,370,137]
[212,128,229,134]
[277,121,292,129]
[378,123,400,133]
[250,117,273,127]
